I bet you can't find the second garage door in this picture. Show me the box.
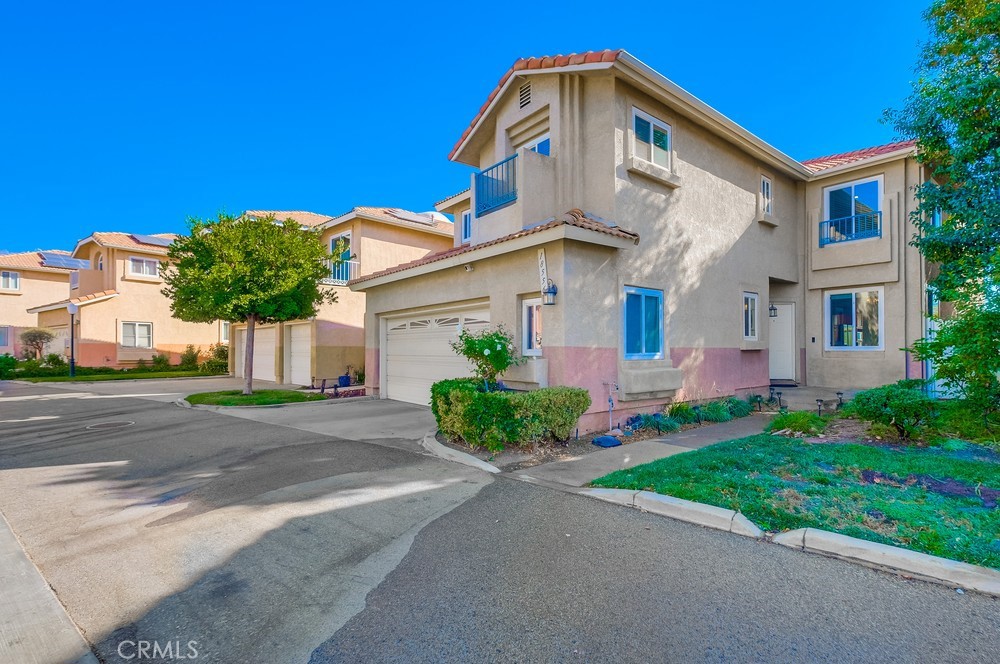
[385,308,490,405]
[288,324,312,386]
[251,326,277,382]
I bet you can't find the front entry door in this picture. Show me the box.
[769,303,795,381]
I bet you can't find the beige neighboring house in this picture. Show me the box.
[228,208,453,385]
[351,49,935,431]
[27,232,226,367]
[0,251,75,358]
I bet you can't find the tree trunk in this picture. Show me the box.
[243,314,255,395]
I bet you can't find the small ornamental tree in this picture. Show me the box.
[20,328,55,359]
[449,325,523,389]
[161,213,341,395]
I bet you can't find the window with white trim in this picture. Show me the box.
[95,253,104,271]
[825,287,883,350]
[461,210,472,243]
[1,270,20,290]
[743,292,759,340]
[128,257,159,277]
[122,322,153,349]
[760,176,773,216]
[523,133,550,156]
[0,326,10,347]
[522,298,542,356]
[624,286,663,359]
[221,321,230,343]
[330,233,352,282]
[632,107,671,170]
[824,176,881,220]
[70,272,79,289]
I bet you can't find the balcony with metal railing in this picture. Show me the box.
[819,211,882,247]
[475,154,517,216]
[324,259,359,285]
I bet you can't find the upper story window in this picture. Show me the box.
[221,321,230,343]
[632,107,671,170]
[1,270,20,290]
[931,208,943,228]
[825,287,883,350]
[330,233,353,283]
[460,210,472,243]
[128,257,160,277]
[523,133,550,156]
[522,298,543,357]
[122,321,153,349]
[624,286,663,360]
[96,254,104,271]
[70,272,79,289]
[820,175,883,246]
[760,176,773,216]
[743,292,759,340]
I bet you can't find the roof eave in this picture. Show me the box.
[26,292,120,314]
[805,146,918,181]
[319,210,453,237]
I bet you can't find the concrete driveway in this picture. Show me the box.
[0,381,489,663]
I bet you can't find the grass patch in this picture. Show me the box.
[766,411,827,435]
[592,434,1000,569]
[186,390,326,406]
[22,371,222,383]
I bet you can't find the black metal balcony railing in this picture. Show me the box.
[819,211,882,247]
[475,154,517,216]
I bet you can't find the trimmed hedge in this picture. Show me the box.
[847,380,936,439]
[431,379,591,452]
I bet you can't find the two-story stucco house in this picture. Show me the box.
[229,208,454,386]
[351,50,934,431]
[0,251,76,358]
[28,232,226,367]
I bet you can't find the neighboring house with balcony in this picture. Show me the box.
[351,50,932,431]
[228,208,453,385]
[27,232,226,367]
[0,250,75,358]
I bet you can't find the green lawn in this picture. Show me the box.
[592,434,1000,569]
[186,389,327,406]
[21,371,223,383]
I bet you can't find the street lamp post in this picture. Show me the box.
[67,303,78,378]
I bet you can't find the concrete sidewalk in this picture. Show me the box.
[515,415,768,487]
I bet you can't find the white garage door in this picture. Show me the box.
[235,330,245,378]
[251,327,276,382]
[288,324,312,386]
[385,308,490,406]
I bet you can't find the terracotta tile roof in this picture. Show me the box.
[83,232,179,254]
[801,139,917,173]
[434,188,471,207]
[27,289,119,313]
[351,209,638,285]
[449,50,622,160]
[340,206,454,234]
[243,210,334,227]
[0,250,73,271]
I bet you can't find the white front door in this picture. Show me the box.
[288,324,312,386]
[769,303,795,381]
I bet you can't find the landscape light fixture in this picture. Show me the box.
[768,303,778,318]
[67,302,79,378]
[776,391,783,409]
[756,394,763,412]
[542,279,558,306]
[817,398,824,417]
[836,391,845,407]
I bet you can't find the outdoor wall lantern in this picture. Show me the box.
[542,279,558,306]
[768,302,778,318]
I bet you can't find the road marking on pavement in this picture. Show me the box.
[0,415,60,423]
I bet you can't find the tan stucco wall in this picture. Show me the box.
[1,268,70,357]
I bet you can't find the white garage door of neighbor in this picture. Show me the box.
[235,330,245,378]
[288,324,312,386]
[252,327,277,382]
[385,308,490,405]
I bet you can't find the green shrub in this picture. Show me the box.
[152,354,171,371]
[766,410,826,435]
[517,387,592,441]
[134,358,149,372]
[448,325,523,386]
[0,354,16,379]
[199,343,229,373]
[849,381,936,439]
[44,353,66,367]
[179,345,201,370]
[701,401,733,423]
[667,402,698,424]
[726,397,754,418]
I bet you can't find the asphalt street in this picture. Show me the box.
[1,379,997,663]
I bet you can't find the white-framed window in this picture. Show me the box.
[824,175,882,221]
[760,175,773,216]
[121,322,153,349]
[128,257,160,277]
[522,298,543,356]
[221,321,230,343]
[330,233,352,282]
[70,272,79,289]
[624,286,663,360]
[0,326,10,347]
[825,287,884,350]
[632,107,671,170]
[523,133,550,156]
[96,254,104,271]
[1,270,20,290]
[743,292,759,340]
[461,210,472,243]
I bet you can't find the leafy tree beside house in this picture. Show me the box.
[161,213,341,395]
[886,0,1000,416]
[20,328,55,360]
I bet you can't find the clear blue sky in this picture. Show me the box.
[1,0,928,253]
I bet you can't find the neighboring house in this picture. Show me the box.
[351,50,932,431]
[27,232,226,367]
[0,251,75,358]
[229,208,453,385]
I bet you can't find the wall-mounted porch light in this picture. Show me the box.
[542,279,558,306]
[768,302,778,318]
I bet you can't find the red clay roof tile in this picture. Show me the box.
[802,139,917,173]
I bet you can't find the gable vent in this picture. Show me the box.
[519,82,531,109]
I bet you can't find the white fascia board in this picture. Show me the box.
[434,190,472,212]
[318,211,453,237]
[27,292,119,314]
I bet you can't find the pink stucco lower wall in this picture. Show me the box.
[670,347,770,402]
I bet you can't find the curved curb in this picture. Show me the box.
[420,432,500,474]
[578,488,763,538]
[175,395,374,411]
[774,528,1000,597]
